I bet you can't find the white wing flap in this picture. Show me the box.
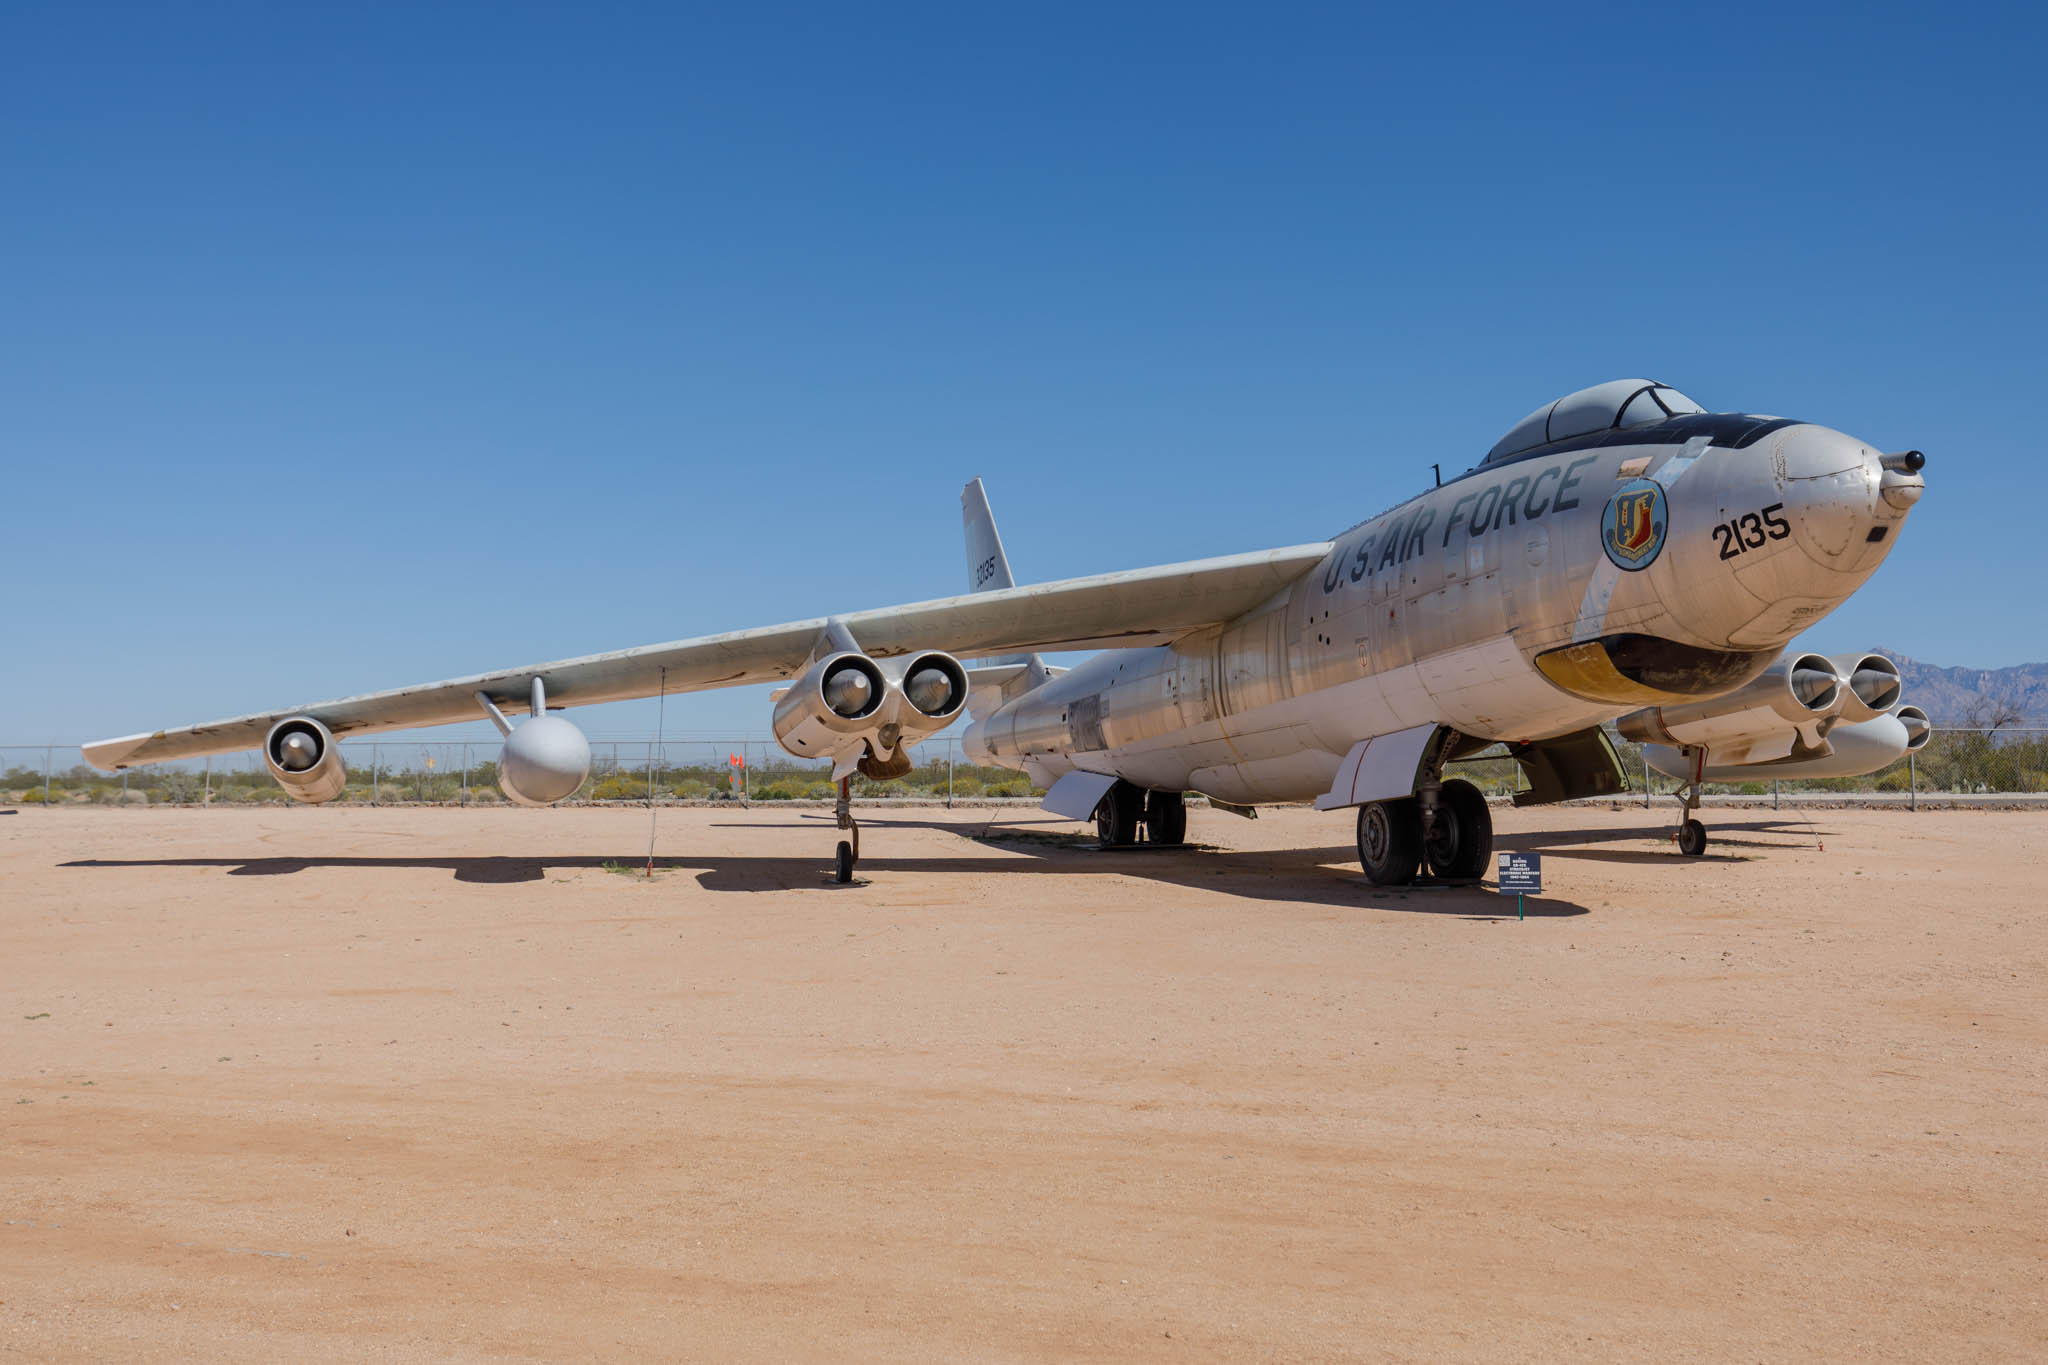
[84,543,1332,770]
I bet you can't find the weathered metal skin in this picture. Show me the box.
[964,415,1921,805]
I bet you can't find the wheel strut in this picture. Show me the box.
[834,775,861,883]
[1670,745,1709,856]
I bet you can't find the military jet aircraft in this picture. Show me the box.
[84,380,1929,885]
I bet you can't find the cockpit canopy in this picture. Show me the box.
[1486,379,1705,463]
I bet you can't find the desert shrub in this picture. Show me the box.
[752,783,799,801]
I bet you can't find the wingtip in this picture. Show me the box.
[81,732,155,772]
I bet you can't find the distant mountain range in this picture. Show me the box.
[1873,650,2048,728]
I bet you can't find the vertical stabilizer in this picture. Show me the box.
[960,478,1050,700]
[962,477,1016,593]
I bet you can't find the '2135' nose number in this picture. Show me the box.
[1711,503,1790,560]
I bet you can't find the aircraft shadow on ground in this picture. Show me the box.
[56,817,1824,918]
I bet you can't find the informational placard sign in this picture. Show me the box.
[1497,852,1541,893]
[1498,851,1541,919]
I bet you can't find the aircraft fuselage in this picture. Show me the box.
[963,413,1920,806]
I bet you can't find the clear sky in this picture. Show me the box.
[5,2,2042,749]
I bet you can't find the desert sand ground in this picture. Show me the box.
[2,802,2042,1362]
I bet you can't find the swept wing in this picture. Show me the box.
[84,543,1331,770]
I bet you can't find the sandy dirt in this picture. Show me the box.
[2,802,2043,1362]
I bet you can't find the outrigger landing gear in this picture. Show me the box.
[833,775,861,883]
[1670,745,1710,857]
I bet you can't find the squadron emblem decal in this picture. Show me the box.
[1602,478,1668,570]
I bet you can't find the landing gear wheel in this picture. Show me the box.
[1357,798,1422,886]
[1423,778,1493,881]
[834,840,856,884]
[1677,819,1708,857]
[1145,790,1187,846]
[1095,780,1143,848]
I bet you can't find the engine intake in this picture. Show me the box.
[1828,652,1902,722]
[264,716,348,805]
[1894,704,1931,751]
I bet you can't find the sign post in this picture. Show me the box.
[1497,851,1542,920]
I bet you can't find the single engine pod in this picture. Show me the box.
[263,716,348,804]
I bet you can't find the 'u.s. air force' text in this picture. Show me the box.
[1322,455,1599,595]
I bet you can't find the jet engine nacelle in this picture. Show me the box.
[1645,704,1923,783]
[1617,652,1844,760]
[499,713,592,806]
[264,716,348,805]
[772,649,969,773]
[1827,652,1903,722]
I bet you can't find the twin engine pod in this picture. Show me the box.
[263,716,349,804]
[1618,652,1845,758]
[1623,650,1927,783]
[772,649,969,777]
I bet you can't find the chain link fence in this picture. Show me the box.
[5,728,2045,808]
[0,738,1035,807]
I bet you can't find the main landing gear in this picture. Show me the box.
[1094,780,1187,849]
[1671,745,1710,857]
[1356,777,1492,887]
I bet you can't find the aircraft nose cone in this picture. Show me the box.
[1653,423,1922,652]
[1773,426,1920,570]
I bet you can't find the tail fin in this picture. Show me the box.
[960,478,1050,700]
[962,477,1016,593]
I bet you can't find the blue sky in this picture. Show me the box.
[5,2,2042,748]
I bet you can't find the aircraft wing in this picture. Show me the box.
[83,542,1332,770]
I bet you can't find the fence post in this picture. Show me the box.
[1908,751,1916,813]
[1642,751,1652,809]
[371,748,379,805]
[122,771,129,807]
[461,743,468,807]
[44,745,53,807]
[947,739,955,809]
[203,756,212,807]
[1772,779,1780,810]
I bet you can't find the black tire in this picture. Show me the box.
[1357,798,1422,886]
[1095,781,1143,848]
[835,840,855,883]
[1424,778,1493,881]
[1677,819,1707,857]
[1145,790,1188,846]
